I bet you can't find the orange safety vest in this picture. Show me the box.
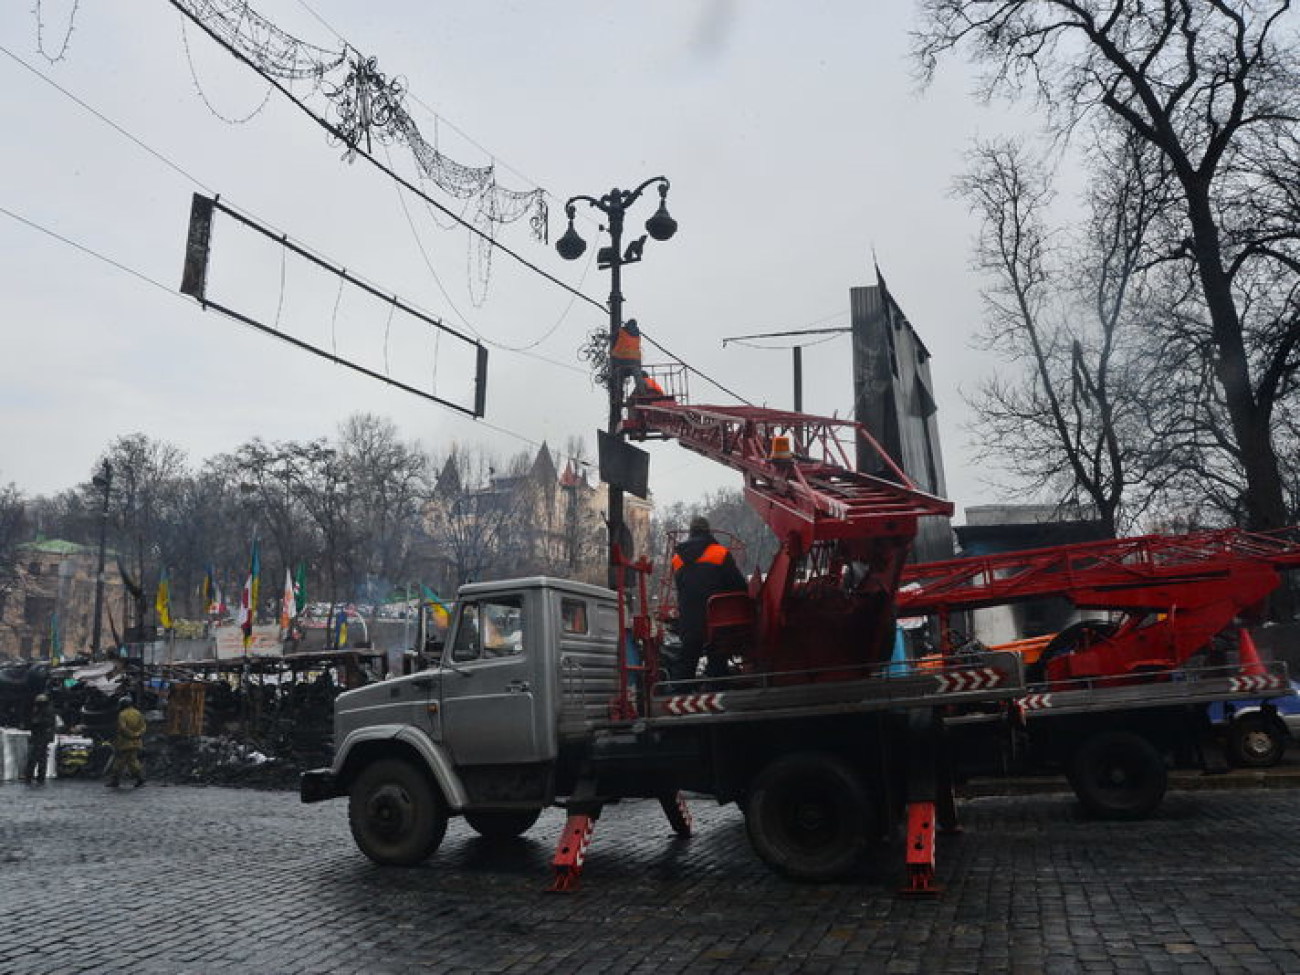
[611,327,641,362]
[672,543,730,573]
[643,376,666,396]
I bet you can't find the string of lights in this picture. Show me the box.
[170,0,548,262]
[0,42,593,391]
[383,144,596,366]
[34,0,80,64]
[14,9,755,411]
[167,0,604,318]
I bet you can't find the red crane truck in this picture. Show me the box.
[896,530,1298,818]
[301,377,1292,892]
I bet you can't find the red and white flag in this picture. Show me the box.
[279,568,297,630]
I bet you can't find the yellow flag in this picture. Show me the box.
[155,569,172,630]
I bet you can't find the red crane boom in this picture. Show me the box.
[897,528,1300,683]
[626,397,952,675]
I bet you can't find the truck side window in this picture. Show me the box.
[452,597,524,662]
[561,598,588,635]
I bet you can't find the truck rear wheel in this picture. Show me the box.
[1227,714,1286,768]
[1069,731,1167,820]
[348,758,447,866]
[464,808,542,840]
[744,752,874,880]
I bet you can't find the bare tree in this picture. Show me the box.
[917,0,1300,533]
[0,482,28,641]
[955,133,1166,534]
[97,434,187,636]
[557,435,603,582]
[336,413,430,613]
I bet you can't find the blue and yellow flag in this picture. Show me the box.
[421,584,451,627]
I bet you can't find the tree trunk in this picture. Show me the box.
[1185,188,1289,533]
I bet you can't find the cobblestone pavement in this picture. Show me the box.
[3,779,1300,974]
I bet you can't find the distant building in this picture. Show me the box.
[0,539,124,661]
[422,443,650,591]
[850,267,952,563]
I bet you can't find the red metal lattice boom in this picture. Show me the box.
[898,528,1300,682]
[625,398,953,677]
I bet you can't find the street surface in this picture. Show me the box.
[3,778,1300,974]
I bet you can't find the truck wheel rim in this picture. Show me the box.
[367,784,413,839]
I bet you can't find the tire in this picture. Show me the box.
[1227,714,1286,768]
[463,808,542,840]
[744,752,874,880]
[348,758,448,866]
[1069,731,1167,820]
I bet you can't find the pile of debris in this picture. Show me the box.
[147,733,302,790]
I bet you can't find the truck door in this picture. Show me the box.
[439,593,548,766]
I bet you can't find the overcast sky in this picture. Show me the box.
[0,1,1038,518]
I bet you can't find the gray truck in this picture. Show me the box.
[300,574,1025,882]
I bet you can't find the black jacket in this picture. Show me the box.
[672,533,747,643]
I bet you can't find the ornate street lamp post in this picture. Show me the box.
[556,177,677,582]
[90,461,112,660]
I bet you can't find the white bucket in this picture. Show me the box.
[0,728,31,782]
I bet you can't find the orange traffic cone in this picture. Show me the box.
[1238,627,1266,677]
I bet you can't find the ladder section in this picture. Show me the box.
[627,401,953,546]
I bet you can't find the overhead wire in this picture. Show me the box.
[210,1,753,408]
[0,200,584,466]
[293,0,604,356]
[1,41,599,383]
[383,142,596,361]
[11,8,759,472]
[165,0,607,317]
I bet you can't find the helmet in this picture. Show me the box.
[689,515,711,535]
[118,695,134,709]
[34,693,49,703]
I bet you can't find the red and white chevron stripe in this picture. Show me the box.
[1229,674,1287,693]
[1017,693,1053,711]
[935,667,1003,693]
[662,692,726,716]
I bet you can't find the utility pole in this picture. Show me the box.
[556,178,677,584]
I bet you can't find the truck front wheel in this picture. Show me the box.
[1069,731,1167,820]
[744,752,874,880]
[464,808,542,840]
[348,758,448,866]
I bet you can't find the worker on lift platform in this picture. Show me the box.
[610,319,642,390]
[670,516,748,682]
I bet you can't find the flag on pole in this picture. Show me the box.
[421,584,451,628]
[280,568,297,630]
[201,565,223,615]
[155,567,173,630]
[239,539,261,650]
[293,563,308,616]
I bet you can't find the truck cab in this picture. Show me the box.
[301,577,622,863]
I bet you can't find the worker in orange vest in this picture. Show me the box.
[632,369,672,402]
[610,319,642,391]
[670,516,747,682]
